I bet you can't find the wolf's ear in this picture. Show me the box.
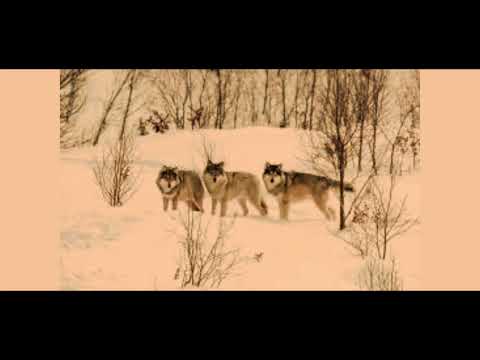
[277,164,283,170]
[161,165,168,171]
[265,162,271,168]
[218,161,225,168]
[207,159,213,166]
[172,166,179,173]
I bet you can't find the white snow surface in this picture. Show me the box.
[60,127,421,290]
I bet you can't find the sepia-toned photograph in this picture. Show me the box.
[59,69,421,290]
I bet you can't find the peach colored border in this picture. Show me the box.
[1,69,479,290]
[422,70,480,290]
[0,70,58,290]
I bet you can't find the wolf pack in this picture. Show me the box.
[156,161,354,221]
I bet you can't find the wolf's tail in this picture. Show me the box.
[330,179,354,192]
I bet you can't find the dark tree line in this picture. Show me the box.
[63,70,420,182]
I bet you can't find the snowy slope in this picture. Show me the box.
[60,127,421,290]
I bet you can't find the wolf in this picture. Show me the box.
[262,162,354,221]
[202,160,268,217]
[156,166,205,212]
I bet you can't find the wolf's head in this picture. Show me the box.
[157,166,181,194]
[262,162,285,192]
[204,160,226,184]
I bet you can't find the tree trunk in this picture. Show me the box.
[175,107,181,129]
[64,77,79,124]
[357,118,365,173]
[389,143,396,175]
[215,70,222,129]
[339,144,346,230]
[182,77,189,130]
[119,72,136,141]
[382,224,388,260]
[267,96,272,126]
[294,72,299,128]
[221,80,227,130]
[371,105,378,175]
[308,70,317,130]
[357,73,370,173]
[92,72,130,146]
[233,91,240,129]
[263,70,269,116]
[281,75,287,128]
[358,70,371,173]
[187,73,194,124]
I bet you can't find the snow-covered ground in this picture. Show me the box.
[60,127,421,290]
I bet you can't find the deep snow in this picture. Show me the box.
[60,127,421,290]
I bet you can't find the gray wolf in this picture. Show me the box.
[156,166,205,212]
[202,160,268,217]
[262,162,354,221]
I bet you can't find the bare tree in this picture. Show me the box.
[261,69,274,125]
[289,69,315,130]
[174,208,248,288]
[348,174,419,260]
[356,257,403,291]
[352,69,372,173]
[368,70,390,174]
[293,71,300,129]
[231,72,244,129]
[119,70,143,141]
[60,69,89,149]
[92,70,132,146]
[246,74,259,126]
[301,70,393,230]
[301,70,311,129]
[136,70,320,130]
[214,70,223,129]
[92,130,142,207]
[147,70,187,129]
[378,71,420,175]
[212,70,233,129]
[262,69,270,118]
[277,70,288,128]
[402,70,420,172]
[313,70,358,230]
[60,69,89,124]
[197,134,222,167]
[180,70,193,129]
[308,69,318,130]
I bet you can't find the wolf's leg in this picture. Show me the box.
[247,186,268,216]
[238,198,249,216]
[163,198,169,211]
[313,194,331,221]
[248,196,268,216]
[188,200,201,212]
[220,200,228,217]
[211,199,218,215]
[328,207,336,221]
[196,193,204,213]
[259,199,268,216]
[279,198,289,220]
[172,197,178,211]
